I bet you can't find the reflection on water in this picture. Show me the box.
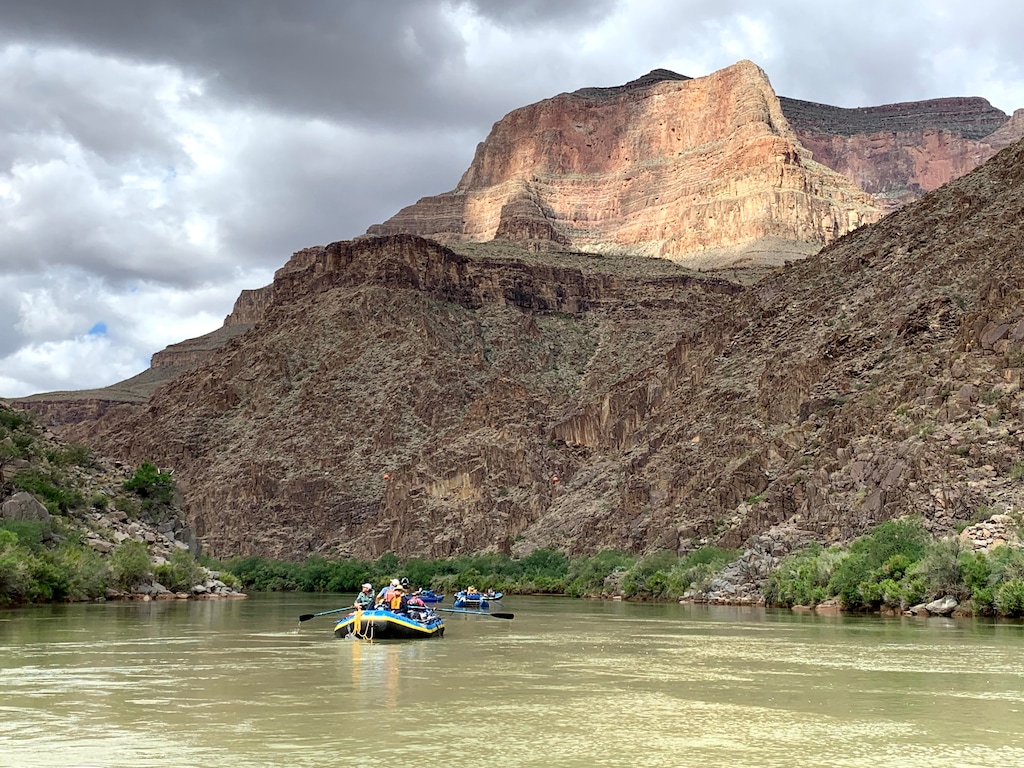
[0,595,1022,767]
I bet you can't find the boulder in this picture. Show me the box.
[0,492,51,522]
[924,596,959,616]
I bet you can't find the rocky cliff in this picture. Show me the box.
[10,62,1024,564]
[369,60,881,266]
[44,136,1024,562]
[16,60,1019,422]
[781,96,1024,212]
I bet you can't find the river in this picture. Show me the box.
[1,594,1022,767]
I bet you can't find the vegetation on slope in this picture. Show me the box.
[1,404,233,606]
[763,517,1024,617]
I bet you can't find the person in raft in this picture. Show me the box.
[353,583,374,610]
[387,585,409,614]
[376,579,400,606]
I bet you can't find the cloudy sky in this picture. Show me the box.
[2,0,1022,398]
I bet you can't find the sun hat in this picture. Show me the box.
[362,583,372,590]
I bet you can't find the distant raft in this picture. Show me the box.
[414,589,445,603]
[334,608,445,640]
[453,590,502,609]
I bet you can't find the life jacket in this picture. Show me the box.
[390,593,405,611]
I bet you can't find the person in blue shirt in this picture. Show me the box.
[376,578,400,607]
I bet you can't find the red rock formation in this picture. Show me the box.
[369,60,880,263]
[781,97,1024,213]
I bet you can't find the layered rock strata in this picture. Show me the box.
[369,60,881,262]
[782,96,1024,212]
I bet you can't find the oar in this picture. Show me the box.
[434,607,514,620]
[298,606,355,622]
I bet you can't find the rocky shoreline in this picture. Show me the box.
[680,514,1021,616]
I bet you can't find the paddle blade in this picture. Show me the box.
[490,612,514,620]
[298,614,316,622]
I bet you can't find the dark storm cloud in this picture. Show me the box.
[466,0,617,28]
[215,123,479,261]
[0,0,488,129]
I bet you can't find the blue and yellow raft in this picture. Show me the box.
[334,607,445,640]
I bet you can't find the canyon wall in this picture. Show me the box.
[369,60,881,263]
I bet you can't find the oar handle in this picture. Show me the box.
[298,606,356,622]
[435,608,514,619]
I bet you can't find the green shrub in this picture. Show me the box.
[49,444,95,468]
[0,519,51,553]
[56,546,111,601]
[987,545,1024,583]
[519,548,570,578]
[154,549,207,592]
[0,407,35,432]
[26,555,69,602]
[621,550,678,598]
[111,540,152,590]
[11,469,84,512]
[994,579,1024,617]
[763,543,840,607]
[565,551,635,596]
[113,495,140,517]
[123,461,175,509]
[0,531,31,605]
[828,519,929,610]
[907,538,967,601]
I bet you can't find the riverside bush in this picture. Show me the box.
[763,517,1024,617]
[0,526,109,604]
[827,519,930,610]
[565,550,635,596]
[218,547,729,601]
[763,543,844,607]
[155,549,207,592]
[994,579,1024,617]
[219,548,675,599]
[110,540,152,590]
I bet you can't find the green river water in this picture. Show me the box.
[1,594,1022,767]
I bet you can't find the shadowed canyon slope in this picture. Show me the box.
[50,136,1024,561]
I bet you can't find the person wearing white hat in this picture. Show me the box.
[375,578,401,607]
[353,583,374,610]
